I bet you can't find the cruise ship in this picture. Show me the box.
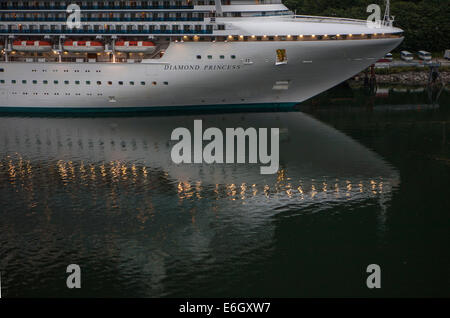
[0,0,404,111]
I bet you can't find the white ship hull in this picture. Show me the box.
[0,37,402,111]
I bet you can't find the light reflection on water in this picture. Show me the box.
[0,111,400,297]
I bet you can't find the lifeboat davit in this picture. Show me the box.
[115,40,156,53]
[63,40,104,52]
[12,40,52,52]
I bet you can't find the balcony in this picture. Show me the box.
[0,5,195,11]
[0,16,204,22]
[0,28,213,35]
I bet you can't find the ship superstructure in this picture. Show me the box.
[0,0,404,111]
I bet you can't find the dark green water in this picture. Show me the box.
[0,85,449,297]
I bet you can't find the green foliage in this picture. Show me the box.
[283,0,450,53]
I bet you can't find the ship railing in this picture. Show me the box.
[292,15,368,25]
[0,29,214,35]
[1,5,195,11]
[0,17,204,22]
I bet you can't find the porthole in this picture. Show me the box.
[97,81,102,85]
[108,81,113,85]
[152,81,157,86]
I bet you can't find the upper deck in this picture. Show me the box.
[0,0,290,36]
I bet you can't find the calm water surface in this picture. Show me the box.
[0,85,449,297]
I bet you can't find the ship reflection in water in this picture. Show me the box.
[0,111,400,297]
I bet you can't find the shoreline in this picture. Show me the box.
[353,71,450,85]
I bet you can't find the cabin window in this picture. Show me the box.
[130,81,135,85]
[0,80,4,84]
[0,68,4,72]
[43,80,48,84]
[118,81,123,85]
[140,81,146,85]
[108,81,113,85]
[64,80,69,84]
[196,55,201,59]
[54,80,58,84]
[75,81,80,85]
[97,81,102,85]
[32,80,37,84]
[12,80,16,84]
[231,55,236,59]
[152,81,157,85]
[207,55,212,59]
[220,55,224,59]
[163,81,168,85]
[22,80,27,84]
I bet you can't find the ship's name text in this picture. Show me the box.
[164,64,241,71]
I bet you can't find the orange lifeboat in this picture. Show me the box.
[63,40,104,52]
[12,40,52,52]
[115,40,156,53]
